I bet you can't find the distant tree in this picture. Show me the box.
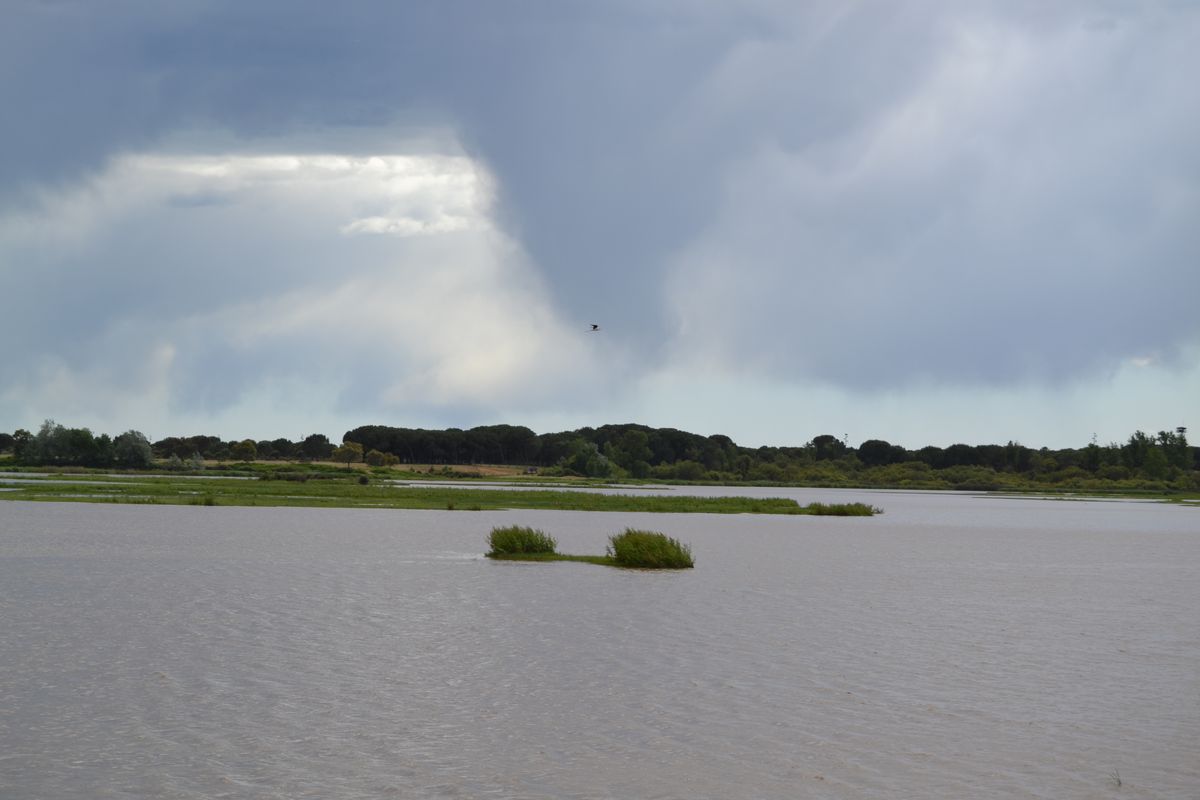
[93,434,115,466]
[300,433,334,461]
[12,429,32,460]
[113,430,153,469]
[749,461,788,482]
[1121,431,1153,470]
[1158,428,1190,470]
[188,436,225,459]
[701,435,733,471]
[16,420,115,466]
[271,438,298,460]
[358,447,401,468]
[64,427,100,465]
[943,443,977,467]
[332,441,364,468]
[153,437,190,459]
[857,439,903,467]
[610,429,652,471]
[1003,441,1033,472]
[811,434,847,461]
[915,445,945,469]
[0,432,13,453]
[1142,446,1169,480]
[27,419,64,464]
[1030,450,1058,475]
[230,439,258,462]
[673,460,707,481]
[559,439,613,477]
[733,454,752,480]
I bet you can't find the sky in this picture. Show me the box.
[1,1,1197,450]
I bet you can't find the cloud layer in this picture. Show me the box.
[0,145,609,437]
[1,1,1197,445]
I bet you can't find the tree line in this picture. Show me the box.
[2,420,1196,491]
[340,423,1197,489]
[0,422,338,470]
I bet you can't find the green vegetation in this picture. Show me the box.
[806,502,881,516]
[332,441,364,468]
[0,474,846,515]
[485,526,694,569]
[339,423,1199,494]
[487,525,557,555]
[4,418,1194,500]
[607,529,694,569]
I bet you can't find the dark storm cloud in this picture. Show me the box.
[2,0,1198,406]
[3,0,759,332]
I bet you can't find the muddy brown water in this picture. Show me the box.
[1,492,1196,799]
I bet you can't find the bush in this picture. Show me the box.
[803,502,881,516]
[487,525,557,555]
[607,529,694,569]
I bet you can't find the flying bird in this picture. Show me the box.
[589,324,600,332]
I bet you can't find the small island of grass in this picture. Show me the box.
[806,501,882,516]
[485,525,695,569]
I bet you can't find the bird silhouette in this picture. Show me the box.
[589,324,600,332]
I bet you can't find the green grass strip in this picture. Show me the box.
[0,475,882,516]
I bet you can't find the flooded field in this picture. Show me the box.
[1,492,1196,799]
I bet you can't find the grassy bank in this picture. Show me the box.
[0,473,879,515]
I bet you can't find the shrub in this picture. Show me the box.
[487,525,557,555]
[607,529,694,569]
[804,502,881,516]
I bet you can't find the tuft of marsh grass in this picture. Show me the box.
[803,501,881,516]
[487,525,557,556]
[607,528,694,569]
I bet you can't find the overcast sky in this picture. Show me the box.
[2,1,1197,449]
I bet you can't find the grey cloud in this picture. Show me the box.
[2,0,1197,407]
[664,5,1200,388]
[166,191,233,208]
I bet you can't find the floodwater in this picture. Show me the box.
[1,492,1196,799]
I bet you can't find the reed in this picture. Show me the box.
[803,501,881,516]
[607,528,694,569]
[486,525,558,556]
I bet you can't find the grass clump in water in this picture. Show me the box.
[804,501,881,516]
[607,528,694,569]
[486,525,557,556]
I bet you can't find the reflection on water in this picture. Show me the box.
[1,494,1197,799]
